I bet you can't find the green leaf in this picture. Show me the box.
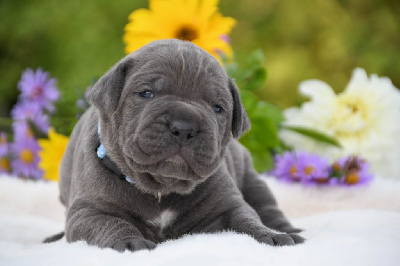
[240,66,267,91]
[246,49,264,67]
[240,89,259,112]
[254,101,284,123]
[226,49,267,92]
[252,150,274,173]
[226,49,278,173]
[282,126,342,148]
[225,62,240,79]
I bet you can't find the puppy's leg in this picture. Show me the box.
[66,198,156,252]
[241,154,302,234]
[224,196,305,245]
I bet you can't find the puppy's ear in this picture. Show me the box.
[229,78,251,138]
[89,57,133,113]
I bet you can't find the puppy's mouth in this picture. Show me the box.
[128,142,219,179]
[141,153,203,182]
[151,174,178,184]
[120,152,206,195]
[135,172,197,195]
[164,154,186,164]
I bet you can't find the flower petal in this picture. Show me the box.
[299,80,336,102]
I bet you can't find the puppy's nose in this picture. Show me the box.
[170,120,198,145]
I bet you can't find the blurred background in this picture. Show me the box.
[1,0,399,135]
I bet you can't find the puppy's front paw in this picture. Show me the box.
[111,238,157,252]
[257,232,305,246]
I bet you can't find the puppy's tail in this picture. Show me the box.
[42,231,65,243]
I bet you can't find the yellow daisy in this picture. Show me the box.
[38,128,69,182]
[123,0,236,63]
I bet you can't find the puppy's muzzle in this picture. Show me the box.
[167,102,202,145]
[169,120,198,145]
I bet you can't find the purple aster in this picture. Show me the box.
[273,151,301,181]
[0,132,8,155]
[12,121,35,142]
[296,152,330,184]
[273,151,330,184]
[0,155,11,174]
[333,156,373,186]
[17,68,60,112]
[11,137,43,179]
[0,132,11,174]
[11,102,49,134]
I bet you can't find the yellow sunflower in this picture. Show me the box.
[123,0,236,63]
[38,128,69,182]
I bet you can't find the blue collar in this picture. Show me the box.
[97,123,135,184]
[96,123,162,202]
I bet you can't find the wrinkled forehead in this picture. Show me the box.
[126,40,230,99]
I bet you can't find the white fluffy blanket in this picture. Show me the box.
[1,175,400,266]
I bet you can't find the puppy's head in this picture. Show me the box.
[90,39,250,195]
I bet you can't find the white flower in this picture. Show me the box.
[281,68,400,179]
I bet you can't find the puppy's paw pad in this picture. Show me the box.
[111,238,156,252]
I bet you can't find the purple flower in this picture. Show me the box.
[333,156,373,185]
[296,153,330,183]
[11,137,43,179]
[0,132,10,174]
[0,132,8,155]
[274,151,330,184]
[11,102,49,133]
[17,68,59,112]
[12,122,35,142]
[273,151,300,181]
[0,155,11,174]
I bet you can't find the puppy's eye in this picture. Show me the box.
[139,90,154,99]
[213,104,223,113]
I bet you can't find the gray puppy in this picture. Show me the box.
[57,39,304,252]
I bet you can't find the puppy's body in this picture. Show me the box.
[59,39,303,251]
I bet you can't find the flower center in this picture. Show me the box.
[175,25,198,41]
[289,165,300,180]
[338,96,365,115]
[32,86,44,98]
[344,156,362,172]
[0,157,9,171]
[304,166,315,175]
[348,103,359,113]
[315,177,328,183]
[332,162,341,172]
[333,94,369,135]
[0,135,6,144]
[345,171,360,184]
[20,149,34,163]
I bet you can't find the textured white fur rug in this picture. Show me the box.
[0,174,400,266]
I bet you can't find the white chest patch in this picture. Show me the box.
[148,209,177,230]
